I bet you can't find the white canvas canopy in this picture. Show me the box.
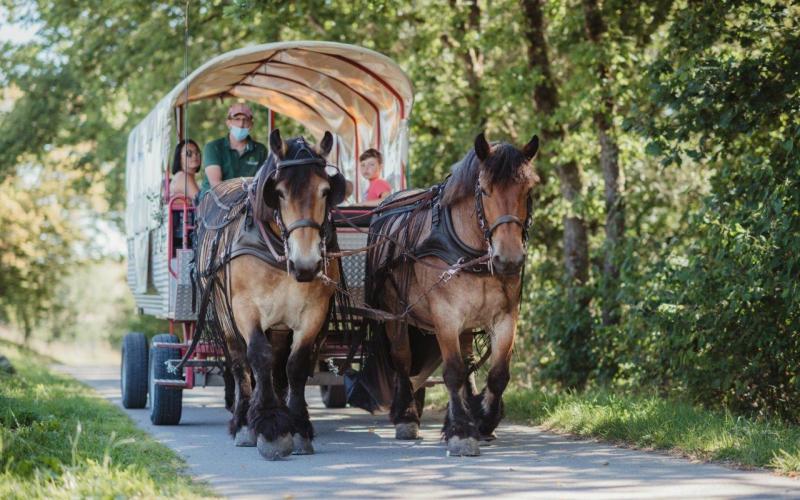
[125,40,414,241]
[125,41,413,298]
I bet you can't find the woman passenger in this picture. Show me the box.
[169,139,201,198]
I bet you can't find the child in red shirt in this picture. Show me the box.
[360,148,391,205]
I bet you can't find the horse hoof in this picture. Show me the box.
[447,436,481,457]
[234,426,257,447]
[292,434,314,455]
[480,431,497,442]
[395,422,420,440]
[256,433,293,461]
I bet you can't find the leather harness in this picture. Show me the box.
[372,177,533,275]
[229,145,338,269]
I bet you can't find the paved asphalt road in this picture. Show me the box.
[59,364,799,499]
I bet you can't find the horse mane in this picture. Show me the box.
[440,142,531,206]
[252,136,327,222]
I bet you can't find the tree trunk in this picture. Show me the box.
[521,0,593,389]
[582,0,624,327]
[446,0,485,128]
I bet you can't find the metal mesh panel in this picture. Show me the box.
[337,231,368,306]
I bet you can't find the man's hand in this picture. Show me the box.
[205,165,223,187]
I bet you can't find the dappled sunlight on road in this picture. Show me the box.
[55,364,800,500]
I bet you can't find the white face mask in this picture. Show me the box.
[230,126,250,141]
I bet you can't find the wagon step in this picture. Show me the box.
[153,378,189,388]
[165,359,224,372]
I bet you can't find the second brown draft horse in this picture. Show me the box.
[365,132,539,456]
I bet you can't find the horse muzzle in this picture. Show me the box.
[288,258,322,282]
[491,252,525,275]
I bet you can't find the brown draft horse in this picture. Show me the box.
[366,132,539,456]
[194,130,346,460]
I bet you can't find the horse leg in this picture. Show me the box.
[476,314,516,439]
[458,333,485,425]
[437,328,481,457]
[441,333,481,438]
[246,326,293,460]
[285,326,319,455]
[226,337,256,447]
[271,330,290,405]
[223,365,235,413]
[408,327,442,420]
[387,321,420,440]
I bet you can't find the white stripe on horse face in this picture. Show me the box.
[287,230,322,268]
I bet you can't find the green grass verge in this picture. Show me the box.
[503,389,800,474]
[425,384,800,474]
[0,340,214,498]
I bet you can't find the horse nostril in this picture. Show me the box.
[288,259,321,282]
[491,253,524,274]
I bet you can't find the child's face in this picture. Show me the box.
[360,157,381,181]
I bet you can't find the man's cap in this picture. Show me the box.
[227,102,253,119]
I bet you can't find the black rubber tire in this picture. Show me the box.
[319,362,347,408]
[320,383,347,408]
[149,334,183,425]
[120,332,148,409]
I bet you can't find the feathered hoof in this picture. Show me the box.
[256,433,293,461]
[292,434,315,455]
[234,426,257,447]
[447,436,481,457]
[395,422,420,440]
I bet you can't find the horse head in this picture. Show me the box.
[473,132,540,275]
[259,129,346,282]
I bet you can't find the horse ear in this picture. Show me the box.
[319,131,334,158]
[523,134,539,161]
[474,132,490,162]
[262,175,280,209]
[269,129,285,159]
[328,172,347,206]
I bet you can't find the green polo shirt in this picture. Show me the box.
[200,136,268,193]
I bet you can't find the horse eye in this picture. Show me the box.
[322,187,330,197]
[277,189,286,200]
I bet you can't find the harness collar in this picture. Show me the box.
[409,178,532,275]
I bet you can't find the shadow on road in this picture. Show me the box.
[60,364,799,499]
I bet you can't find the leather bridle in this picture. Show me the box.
[264,143,339,270]
[473,180,533,273]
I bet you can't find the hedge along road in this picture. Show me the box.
[58,364,799,499]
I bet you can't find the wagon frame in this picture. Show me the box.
[121,41,414,424]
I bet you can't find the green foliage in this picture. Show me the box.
[0,340,211,498]
[0,163,91,340]
[614,0,800,421]
[0,0,798,423]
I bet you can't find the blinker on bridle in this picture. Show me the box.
[267,142,339,273]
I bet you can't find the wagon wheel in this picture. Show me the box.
[319,362,347,408]
[121,332,148,408]
[149,334,183,425]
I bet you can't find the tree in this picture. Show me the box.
[632,0,800,420]
[520,0,593,388]
[581,0,623,327]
